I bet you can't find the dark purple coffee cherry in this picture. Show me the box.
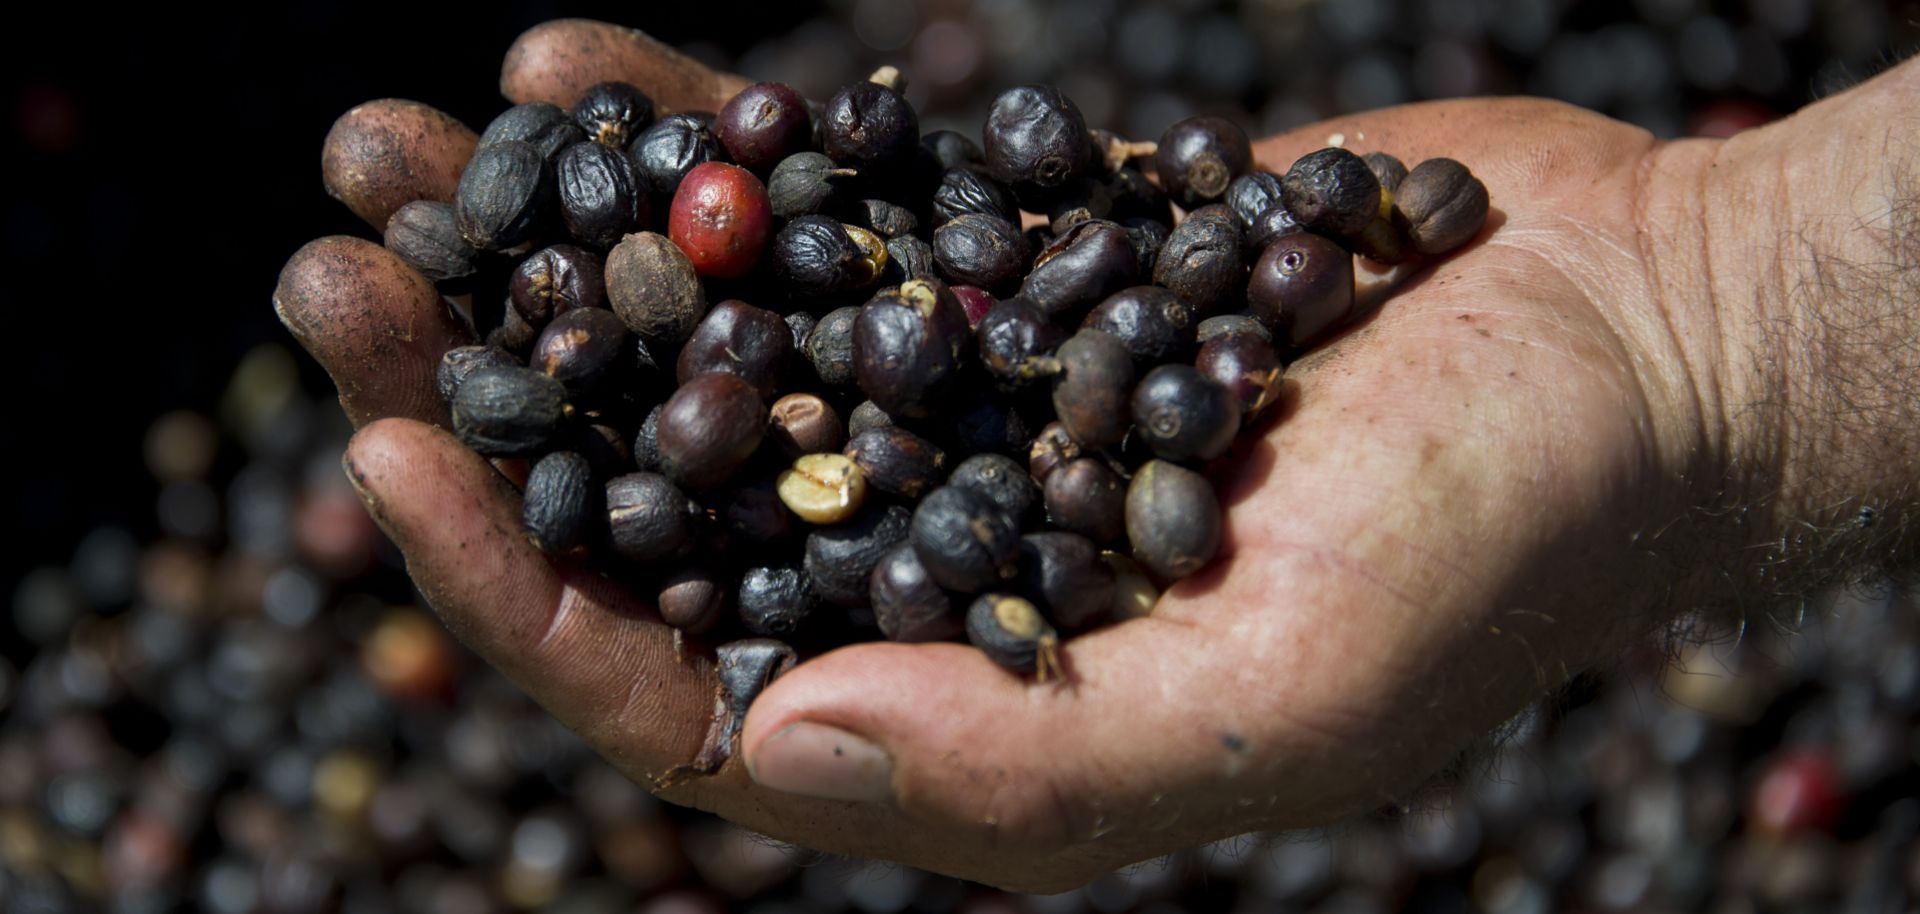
[1225,171,1287,230]
[533,307,632,398]
[1196,332,1284,421]
[738,564,817,636]
[385,201,478,284]
[771,215,876,295]
[632,404,663,473]
[855,198,917,239]
[571,81,655,148]
[556,141,648,249]
[455,140,553,251]
[1155,115,1253,210]
[479,102,585,162]
[844,426,946,500]
[804,504,913,608]
[655,373,765,491]
[1282,147,1381,240]
[720,475,796,546]
[983,85,1091,191]
[966,593,1061,679]
[1246,231,1355,346]
[1049,329,1134,450]
[605,472,700,563]
[437,345,518,405]
[1016,532,1115,632]
[1019,219,1139,319]
[1152,204,1245,314]
[511,244,608,325]
[976,298,1065,387]
[1028,422,1082,484]
[1130,364,1240,462]
[947,453,1038,525]
[1083,286,1196,367]
[1043,458,1126,544]
[933,214,1028,292]
[1126,460,1222,580]
[713,82,812,175]
[676,300,794,399]
[921,130,981,170]
[870,544,960,642]
[822,80,919,178]
[931,166,1018,228]
[523,451,601,554]
[451,366,569,458]
[630,113,723,200]
[1122,216,1170,277]
[1196,314,1272,344]
[1246,204,1303,253]
[851,278,972,418]
[884,234,936,284]
[1103,166,1173,225]
[910,485,1022,593]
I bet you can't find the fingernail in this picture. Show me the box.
[749,721,893,803]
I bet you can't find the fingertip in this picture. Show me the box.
[321,99,476,230]
[501,19,750,112]
[275,236,468,429]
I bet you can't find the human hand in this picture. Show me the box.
[274,21,1920,890]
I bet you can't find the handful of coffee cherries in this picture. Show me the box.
[360,63,1487,769]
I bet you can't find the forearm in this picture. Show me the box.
[1690,59,1920,599]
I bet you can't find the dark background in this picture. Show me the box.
[0,2,822,596]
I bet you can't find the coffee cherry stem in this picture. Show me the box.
[1097,134,1159,173]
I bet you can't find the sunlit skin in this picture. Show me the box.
[276,20,1920,890]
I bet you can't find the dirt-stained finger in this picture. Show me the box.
[322,99,478,231]
[501,19,751,113]
[274,236,471,428]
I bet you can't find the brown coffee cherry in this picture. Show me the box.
[1049,329,1134,450]
[655,373,765,491]
[712,82,812,175]
[769,394,845,458]
[847,400,896,438]
[658,566,728,634]
[1126,460,1222,580]
[976,298,1065,387]
[1043,458,1126,544]
[605,472,700,563]
[676,300,794,399]
[720,476,796,546]
[606,232,708,347]
[1393,158,1490,255]
[803,305,862,388]
[1363,151,1409,193]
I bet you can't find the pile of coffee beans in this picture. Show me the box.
[372,69,1485,708]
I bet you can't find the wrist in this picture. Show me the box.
[1668,60,1920,599]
